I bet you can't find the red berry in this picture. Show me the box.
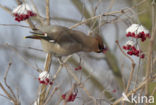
[140,54,145,59]
[62,93,77,102]
[131,46,136,50]
[75,66,82,71]
[15,17,20,22]
[75,68,78,71]
[45,78,49,83]
[78,66,82,70]
[141,31,145,34]
[27,11,32,16]
[19,15,24,21]
[127,51,133,55]
[141,37,146,42]
[13,13,18,17]
[146,34,150,38]
[27,11,36,17]
[49,82,53,85]
[40,80,45,84]
[126,32,131,37]
[131,33,135,37]
[123,46,127,50]
[127,45,131,50]
[135,50,139,55]
[23,14,29,20]
[112,89,117,93]
[62,94,66,99]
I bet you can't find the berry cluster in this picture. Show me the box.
[38,71,53,85]
[126,32,150,42]
[126,24,150,42]
[123,24,150,59]
[62,92,77,102]
[123,44,144,59]
[12,3,36,22]
[75,66,82,71]
[13,11,36,22]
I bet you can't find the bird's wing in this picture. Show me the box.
[55,29,83,51]
[38,25,95,51]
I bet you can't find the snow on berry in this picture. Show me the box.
[123,40,135,50]
[126,24,150,42]
[38,71,53,85]
[12,3,37,22]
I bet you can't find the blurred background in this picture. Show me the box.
[0,0,155,105]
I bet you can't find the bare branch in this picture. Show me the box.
[0,24,30,28]
[45,0,50,25]
[4,62,17,99]
[44,86,59,105]
[0,4,12,14]
[145,0,156,99]
[116,40,136,105]
[64,63,97,105]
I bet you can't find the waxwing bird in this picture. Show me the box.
[25,25,107,57]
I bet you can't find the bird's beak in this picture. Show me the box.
[25,32,45,39]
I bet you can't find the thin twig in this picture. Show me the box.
[5,43,41,72]
[69,10,126,29]
[64,63,97,105]
[0,4,12,14]
[115,41,136,91]
[63,83,77,105]
[0,82,14,102]
[46,0,50,25]
[52,55,72,81]
[38,0,51,104]
[4,62,17,99]
[116,40,135,64]
[116,40,136,105]
[39,53,52,105]
[151,87,156,96]
[44,86,59,105]
[0,93,10,100]
[44,85,53,100]
[0,24,30,28]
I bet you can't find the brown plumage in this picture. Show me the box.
[25,25,107,57]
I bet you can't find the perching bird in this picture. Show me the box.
[25,25,107,57]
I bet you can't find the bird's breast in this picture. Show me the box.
[41,40,76,56]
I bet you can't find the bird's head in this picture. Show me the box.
[95,35,107,53]
[25,31,48,40]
